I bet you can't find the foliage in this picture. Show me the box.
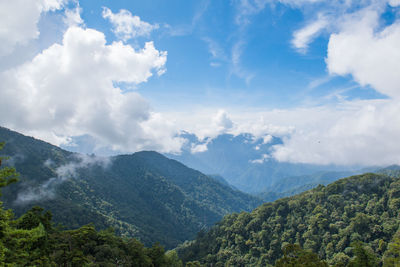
[275,244,328,267]
[2,211,183,266]
[0,143,182,266]
[0,142,18,192]
[383,227,400,266]
[0,126,261,249]
[178,173,400,266]
[347,241,379,267]
[258,170,357,202]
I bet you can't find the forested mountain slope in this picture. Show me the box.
[0,146,183,266]
[0,126,261,248]
[258,170,361,202]
[178,172,400,266]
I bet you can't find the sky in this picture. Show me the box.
[1,0,400,166]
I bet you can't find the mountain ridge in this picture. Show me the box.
[0,126,262,248]
[166,132,365,194]
[177,172,400,265]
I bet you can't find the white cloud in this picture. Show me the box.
[191,143,209,154]
[0,25,184,154]
[262,134,273,144]
[165,108,296,142]
[40,0,66,11]
[16,154,111,204]
[166,96,400,166]
[212,110,234,132]
[256,1,400,166]
[326,8,400,99]
[0,0,66,57]
[102,7,159,41]
[250,153,270,164]
[230,41,255,84]
[292,14,328,53]
[235,0,269,25]
[177,101,400,166]
[63,6,84,27]
[139,112,186,153]
[271,100,400,166]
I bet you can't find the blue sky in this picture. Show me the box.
[76,0,387,110]
[1,0,400,166]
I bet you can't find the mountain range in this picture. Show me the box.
[0,126,261,248]
[166,132,373,195]
[2,126,400,265]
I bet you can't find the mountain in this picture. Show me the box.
[177,172,400,266]
[376,164,400,177]
[0,126,262,249]
[258,170,362,202]
[166,132,365,194]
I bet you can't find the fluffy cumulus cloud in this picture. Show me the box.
[326,8,400,99]
[63,5,84,27]
[213,110,234,132]
[0,0,66,56]
[0,25,184,154]
[102,7,159,41]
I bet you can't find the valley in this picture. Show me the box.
[1,126,400,266]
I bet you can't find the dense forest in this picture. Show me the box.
[2,127,400,266]
[0,142,184,266]
[0,126,261,248]
[3,145,400,266]
[178,172,400,266]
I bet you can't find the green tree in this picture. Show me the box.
[0,142,18,263]
[348,241,379,267]
[275,244,328,267]
[0,142,18,191]
[383,229,400,266]
[165,250,183,267]
[0,142,52,265]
